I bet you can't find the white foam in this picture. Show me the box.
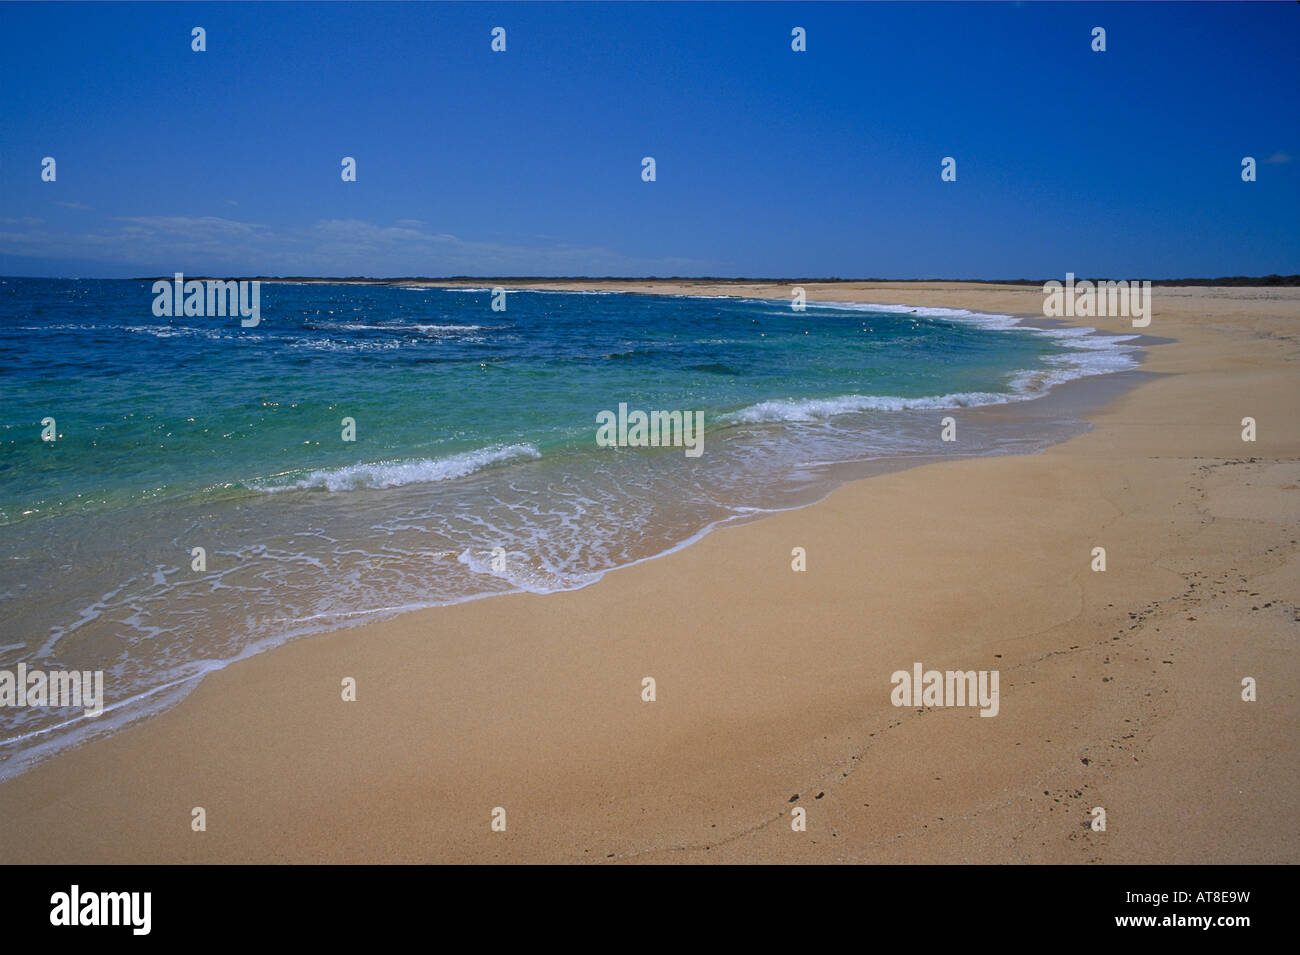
[512,288,624,295]
[718,297,1141,425]
[253,444,541,493]
[801,299,1026,330]
[286,337,405,352]
[721,391,1014,424]
[456,548,602,594]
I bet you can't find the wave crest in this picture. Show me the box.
[252,444,541,492]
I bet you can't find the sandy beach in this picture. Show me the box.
[0,281,1295,864]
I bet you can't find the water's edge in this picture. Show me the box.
[0,295,1162,783]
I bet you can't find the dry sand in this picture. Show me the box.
[0,282,1295,864]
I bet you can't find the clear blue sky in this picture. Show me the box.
[1,1,1296,278]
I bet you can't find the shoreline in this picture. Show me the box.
[0,288,1144,783]
[0,282,1295,863]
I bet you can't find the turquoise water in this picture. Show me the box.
[0,278,1139,777]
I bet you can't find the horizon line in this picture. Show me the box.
[7,273,1300,287]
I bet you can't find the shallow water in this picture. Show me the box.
[0,279,1141,778]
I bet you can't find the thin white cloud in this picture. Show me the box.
[0,215,715,276]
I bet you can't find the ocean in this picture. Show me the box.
[0,278,1140,778]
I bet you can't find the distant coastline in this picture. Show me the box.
[114,274,1300,287]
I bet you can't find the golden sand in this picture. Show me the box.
[0,282,1295,863]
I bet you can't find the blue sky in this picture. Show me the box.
[1,1,1296,278]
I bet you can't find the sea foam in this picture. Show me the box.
[253,444,541,492]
